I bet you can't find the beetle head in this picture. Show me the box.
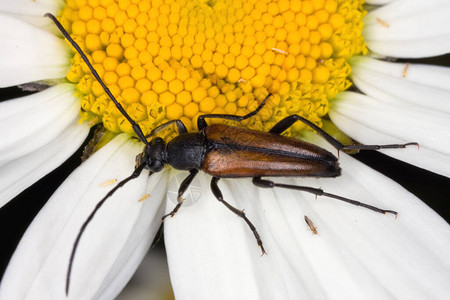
[135,137,167,172]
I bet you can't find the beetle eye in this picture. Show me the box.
[149,158,157,167]
[149,158,164,172]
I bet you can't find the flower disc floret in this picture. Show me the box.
[62,0,367,138]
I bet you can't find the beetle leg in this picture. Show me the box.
[253,177,398,216]
[211,177,267,255]
[162,169,199,220]
[269,115,418,152]
[197,93,272,130]
[144,119,188,139]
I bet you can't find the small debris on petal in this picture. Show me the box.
[376,18,390,28]
[402,63,410,78]
[99,179,117,186]
[138,194,150,202]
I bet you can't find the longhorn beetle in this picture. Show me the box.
[45,13,418,295]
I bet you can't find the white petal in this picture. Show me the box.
[0,0,63,16]
[0,118,89,207]
[116,249,173,300]
[165,136,450,299]
[0,0,64,27]
[0,13,70,87]
[0,84,80,164]
[0,134,168,300]
[164,171,304,299]
[364,0,450,58]
[365,0,398,4]
[329,92,450,178]
[350,56,450,113]
[95,169,169,300]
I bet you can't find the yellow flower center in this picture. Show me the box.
[60,0,367,138]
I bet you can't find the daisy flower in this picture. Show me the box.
[1,0,450,299]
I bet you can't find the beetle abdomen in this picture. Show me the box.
[202,124,340,178]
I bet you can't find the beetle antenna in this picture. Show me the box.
[44,13,149,145]
[66,163,148,295]
[44,13,152,295]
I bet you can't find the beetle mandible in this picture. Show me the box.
[45,13,418,295]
